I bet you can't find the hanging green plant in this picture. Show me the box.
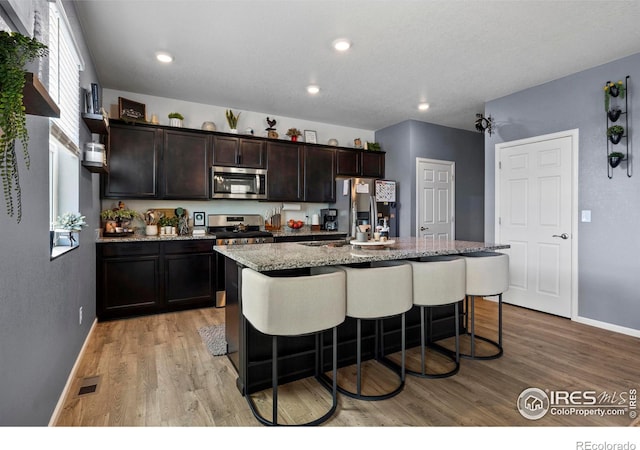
[0,31,48,222]
[603,80,625,112]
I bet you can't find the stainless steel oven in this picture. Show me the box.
[209,214,274,307]
[210,166,267,199]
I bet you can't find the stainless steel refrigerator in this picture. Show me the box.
[331,177,398,238]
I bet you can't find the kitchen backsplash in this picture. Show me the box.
[101,199,330,228]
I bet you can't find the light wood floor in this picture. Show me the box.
[54,299,640,427]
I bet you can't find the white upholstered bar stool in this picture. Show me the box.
[405,256,466,378]
[317,261,413,401]
[459,251,510,360]
[241,268,346,426]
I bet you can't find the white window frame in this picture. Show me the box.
[48,0,84,259]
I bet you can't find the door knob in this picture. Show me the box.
[420,226,429,231]
[552,233,569,240]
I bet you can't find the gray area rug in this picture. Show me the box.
[198,324,227,356]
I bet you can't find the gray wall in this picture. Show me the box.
[0,1,100,425]
[376,120,485,240]
[485,53,640,331]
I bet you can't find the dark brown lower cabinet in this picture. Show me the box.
[164,241,215,309]
[97,240,216,321]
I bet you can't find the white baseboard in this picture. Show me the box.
[48,318,98,426]
[573,315,640,339]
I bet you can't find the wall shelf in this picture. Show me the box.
[82,113,109,135]
[81,113,110,174]
[81,160,109,174]
[22,72,60,118]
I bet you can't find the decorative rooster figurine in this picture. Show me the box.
[266,117,277,130]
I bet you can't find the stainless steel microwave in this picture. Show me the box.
[210,166,267,199]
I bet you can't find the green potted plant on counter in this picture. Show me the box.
[100,207,139,234]
[0,31,49,223]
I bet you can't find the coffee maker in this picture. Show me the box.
[320,208,338,231]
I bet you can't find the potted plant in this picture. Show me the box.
[158,215,179,234]
[168,112,184,127]
[0,31,48,223]
[100,208,139,233]
[366,142,382,151]
[604,80,625,112]
[286,128,302,142]
[608,151,625,168]
[225,109,240,133]
[607,125,625,144]
[55,212,88,245]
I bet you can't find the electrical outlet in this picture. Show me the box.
[79,306,83,325]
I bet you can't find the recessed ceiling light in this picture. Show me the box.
[332,39,351,52]
[418,102,430,111]
[155,52,173,63]
[307,85,320,94]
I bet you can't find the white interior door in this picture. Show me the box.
[495,130,577,318]
[416,158,455,241]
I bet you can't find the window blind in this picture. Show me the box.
[49,0,82,152]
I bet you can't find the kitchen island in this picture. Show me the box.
[215,237,509,394]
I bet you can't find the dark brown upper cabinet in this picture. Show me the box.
[336,148,360,176]
[336,148,385,178]
[104,122,211,200]
[103,122,161,198]
[266,141,303,201]
[162,130,211,199]
[361,150,385,178]
[304,146,336,202]
[212,135,265,168]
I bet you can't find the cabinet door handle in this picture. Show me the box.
[552,233,569,240]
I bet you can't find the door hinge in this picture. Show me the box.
[499,217,501,225]
[499,161,502,169]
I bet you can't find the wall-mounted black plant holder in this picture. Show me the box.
[608,107,621,122]
[608,152,625,168]
[605,76,631,178]
[607,125,624,144]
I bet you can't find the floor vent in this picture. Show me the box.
[76,375,101,397]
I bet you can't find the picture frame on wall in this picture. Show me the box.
[118,97,146,121]
[304,130,317,144]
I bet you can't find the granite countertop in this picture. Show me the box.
[214,237,510,272]
[97,233,217,243]
[96,228,346,243]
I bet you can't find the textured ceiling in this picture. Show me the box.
[73,0,640,132]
